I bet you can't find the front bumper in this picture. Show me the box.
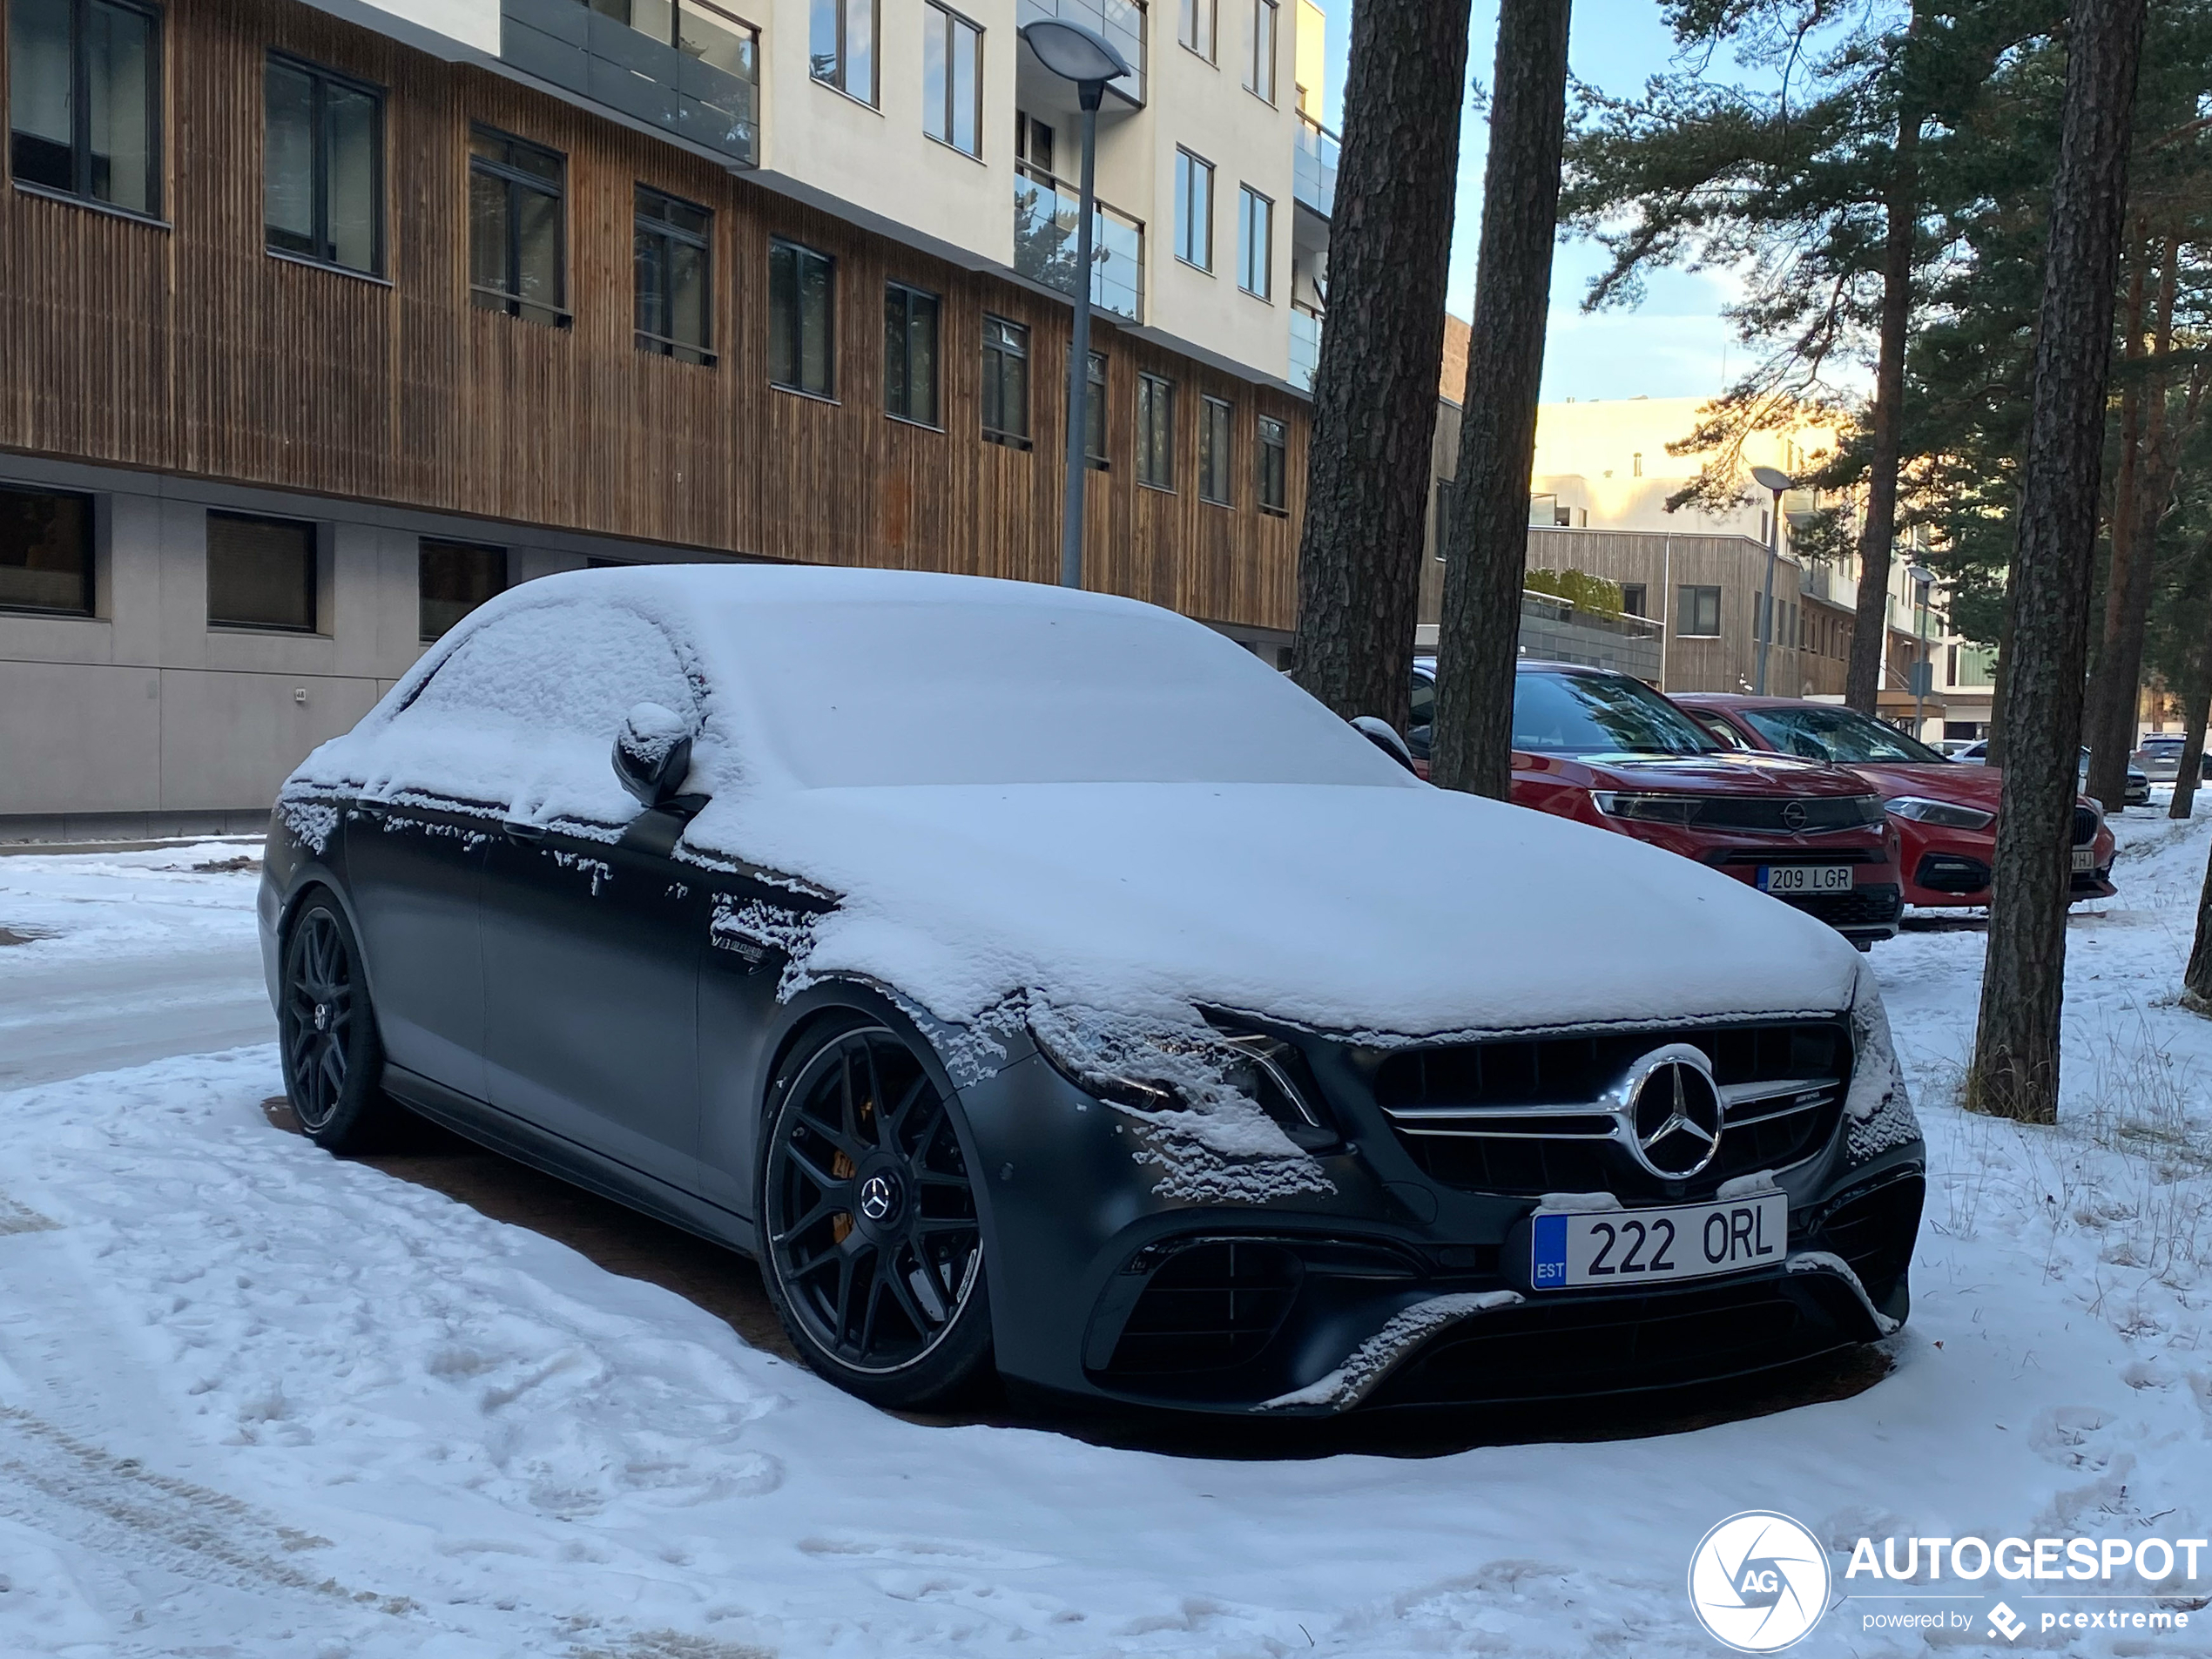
[955,1041,1924,1415]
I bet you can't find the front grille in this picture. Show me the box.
[1778,884,1902,929]
[1103,1241,1302,1375]
[1915,853,1992,894]
[1367,1276,1855,1406]
[2074,806,2101,846]
[1674,797,1882,833]
[1377,1021,1851,1199]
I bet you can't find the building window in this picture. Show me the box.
[770,238,836,397]
[1677,584,1721,638]
[1242,0,1277,102]
[810,0,877,105]
[469,126,566,326]
[1632,451,1642,476]
[8,0,159,216]
[1621,582,1646,617]
[923,3,981,157]
[1237,185,1271,300]
[265,55,382,275]
[884,280,941,426]
[1256,415,1286,514]
[419,539,504,641]
[1178,0,1215,61]
[634,186,713,364]
[1173,148,1213,272]
[981,315,1030,448]
[1015,111,1054,174]
[207,512,316,633]
[1084,351,1108,469]
[1199,395,1233,505]
[0,484,94,616]
[1136,373,1176,490]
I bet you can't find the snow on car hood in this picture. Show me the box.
[695,779,1863,1039]
[287,565,1862,1041]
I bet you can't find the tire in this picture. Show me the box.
[278,894,400,1154]
[757,1017,994,1410]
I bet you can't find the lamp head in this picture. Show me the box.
[1750,465,1793,493]
[1021,19,1132,88]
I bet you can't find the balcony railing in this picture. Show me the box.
[1017,0,1147,105]
[1289,304,1321,391]
[1294,111,1339,218]
[502,0,759,165]
[1014,165,1144,321]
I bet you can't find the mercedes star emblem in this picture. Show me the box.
[859,1173,898,1223]
[1624,1047,1726,1178]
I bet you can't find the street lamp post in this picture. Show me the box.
[1750,464,1792,695]
[1907,563,1935,742]
[1019,20,1131,590]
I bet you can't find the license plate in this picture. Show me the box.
[1759,864,1853,894]
[1530,1194,1788,1291]
[2072,846,2096,873]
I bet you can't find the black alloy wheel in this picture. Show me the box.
[760,1022,991,1408]
[278,896,395,1152]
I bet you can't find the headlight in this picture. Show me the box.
[1028,1008,1341,1153]
[1590,791,1701,825]
[1884,795,1995,830]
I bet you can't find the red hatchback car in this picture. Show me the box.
[1672,694,2118,908]
[1409,662,1904,948]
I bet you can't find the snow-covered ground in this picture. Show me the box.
[2,814,2210,1656]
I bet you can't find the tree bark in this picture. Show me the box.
[1289,0,1474,729]
[2171,642,2210,820]
[1968,0,2150,1124]
[2186,822,2212,1014]
[1844,24,1925,717]
[1428,0,1575,799]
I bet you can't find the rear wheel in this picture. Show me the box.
[759,1021,992,1410]
[279,895,400,1153]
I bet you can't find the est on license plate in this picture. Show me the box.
[2072,846,2096,873]
[1760,864,1852,895]
[1531,1194,1788,1291]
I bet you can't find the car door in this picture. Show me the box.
[468,607,710,1190]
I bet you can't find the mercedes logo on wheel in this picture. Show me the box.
[1624,1045,1725,1178]
[858,1173,899,1223]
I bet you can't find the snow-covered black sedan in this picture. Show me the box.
[261,567,1924,1415]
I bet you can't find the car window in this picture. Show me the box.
[1408,672,1435,732]
[1693,713,1750,749]
[1741,705,1946,765]
[1510,671,1718,757]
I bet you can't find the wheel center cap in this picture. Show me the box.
[313,1003,330,1033]
[858,1172,901,1224]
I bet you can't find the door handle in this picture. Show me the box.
[502,820,549,844]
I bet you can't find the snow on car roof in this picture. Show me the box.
[289,564,1862,1037]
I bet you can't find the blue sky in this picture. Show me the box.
[1318,0,1749,402]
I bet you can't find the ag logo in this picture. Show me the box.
[1687,1511,1831,1652]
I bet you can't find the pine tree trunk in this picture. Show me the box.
[2185,837,2212,1014]
[1428,0,1575,799]
[1290,0,1474,728]
[1844,30,1924,717]
[1967,0,2150,1124]
[2171,650,2209,820]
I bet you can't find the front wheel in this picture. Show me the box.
[758,1020,993,1410]
[279,894,399,1153]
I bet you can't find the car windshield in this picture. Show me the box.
[1741,705,1947,765]
[1511,671,1718,757]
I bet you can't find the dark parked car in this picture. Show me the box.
[264,568,1922,1417]
[1674,694,2117,908]
[2134,734,2211,784]
[1406,661,1905,948]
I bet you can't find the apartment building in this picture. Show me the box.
[0,0,1332,833]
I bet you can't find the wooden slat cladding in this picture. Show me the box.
[0,0,1305,633]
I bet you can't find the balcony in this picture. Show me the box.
[1014,165,1144,321]
[1289,305,1320,392]
[1294,112,1338,219]
[501,0,759,167]
[1016,0,1148,106]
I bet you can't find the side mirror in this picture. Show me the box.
[612,701,698,810]
[1349,715,1417,774]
